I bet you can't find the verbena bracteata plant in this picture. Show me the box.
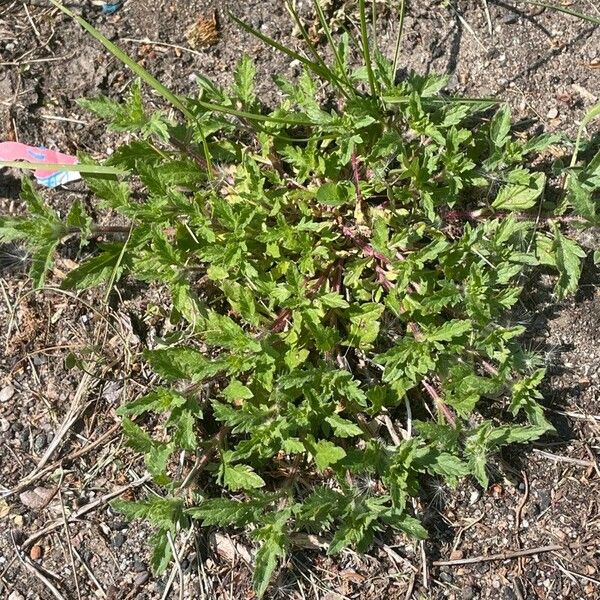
[2,0,599,595]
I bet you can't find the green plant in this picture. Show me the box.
[2,0,599,596]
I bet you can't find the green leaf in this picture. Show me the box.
[426,319,471,342]
[222,461,265,491]
[188,497,270,526]
[319,292,350,309]
[308,439,347,472]
[117,387,188,417]
[61,243,126,290]
[78,95,121,120]
[149,529,172,575]
[233,54,256,105]
[222,379,254,402]
[489,104,511,147]
[121,418,154,453]
[21,177,57,219]
[316,182,353,206]
[325,414,363,438]
[552,227,585,298]
[30,237,59,289]
[111,496,185,531]
[65,199,93,245]
[83,172,130,212]
[144,347,225,382]
[253,518,288,598]
[492,170,545,210]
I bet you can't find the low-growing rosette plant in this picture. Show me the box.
[2,0,599,595]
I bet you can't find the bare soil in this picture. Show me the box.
[0,1,599,599]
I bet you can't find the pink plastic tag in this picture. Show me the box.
[0,141,81,188]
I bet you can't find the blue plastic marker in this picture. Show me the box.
[102,1,122,14]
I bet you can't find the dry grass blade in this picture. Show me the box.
[10,530,67,600]
[21,474,151,548]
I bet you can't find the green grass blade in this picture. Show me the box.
[0,161,128,175]
[47,0,215,178]
[512,0,600,24]
[311,0,355,94]
[284,0,350,97]
[358,0,378,96]
[571,101,600,167]
[382,95,501,105]
[392,0,407,78]
[192,99,315,126]
[48,0,193,119]
[228,10,341,89]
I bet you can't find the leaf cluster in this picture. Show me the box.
[3,4,599,596]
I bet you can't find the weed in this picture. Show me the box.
[1,0,599,596]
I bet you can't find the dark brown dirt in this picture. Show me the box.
[1,1,599,599]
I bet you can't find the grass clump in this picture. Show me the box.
[2,0,600,595]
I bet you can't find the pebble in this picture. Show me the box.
[501,13,519,24]
[112,532,126,548]
[502,588,516,600]
[0,386,15,403]
[110,519,129,531]
[33,433,46,452]
[19,430,30,447]
[462,586,476,600]
[547,107,559,119]
[133,559,146,572]
[30,545,43,561]
[134,571,149,586]
[439,571,453,583]
[0,418,10,433]
[8,592,25,600]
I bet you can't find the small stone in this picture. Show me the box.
[0,418,10,433]
[469,490,481,505]
[449,549,464,560]
[19,486,55,510]
[502,588,516,600]
[34,433,46,452]
[8,592,25,600]
[462,586,476,600]
[133,559,146,572]
[30,545,43,561]
[112,532,125,548]
[547,107,559,119]
[13,514,23,526]
[134,571,149,586]
[501,13,519,24]
[439,571,453,583]
[0,386,15,403]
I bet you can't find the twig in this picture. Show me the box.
[404,571,416,600]
[514,470,529,574]
[163,531,185,600]
[21,475,151,548]
[71,547,107,598]
[553,561,600,587]
[58,476,82,600]
[10,531,67,600]
[34,373,96,471]
[533,449,596,468]
[122,37,206,58]
[6,422,122,496]
[179,429,227,489]
[550,408,600,423]
[432,544,564,566]
[161,528,195,600]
